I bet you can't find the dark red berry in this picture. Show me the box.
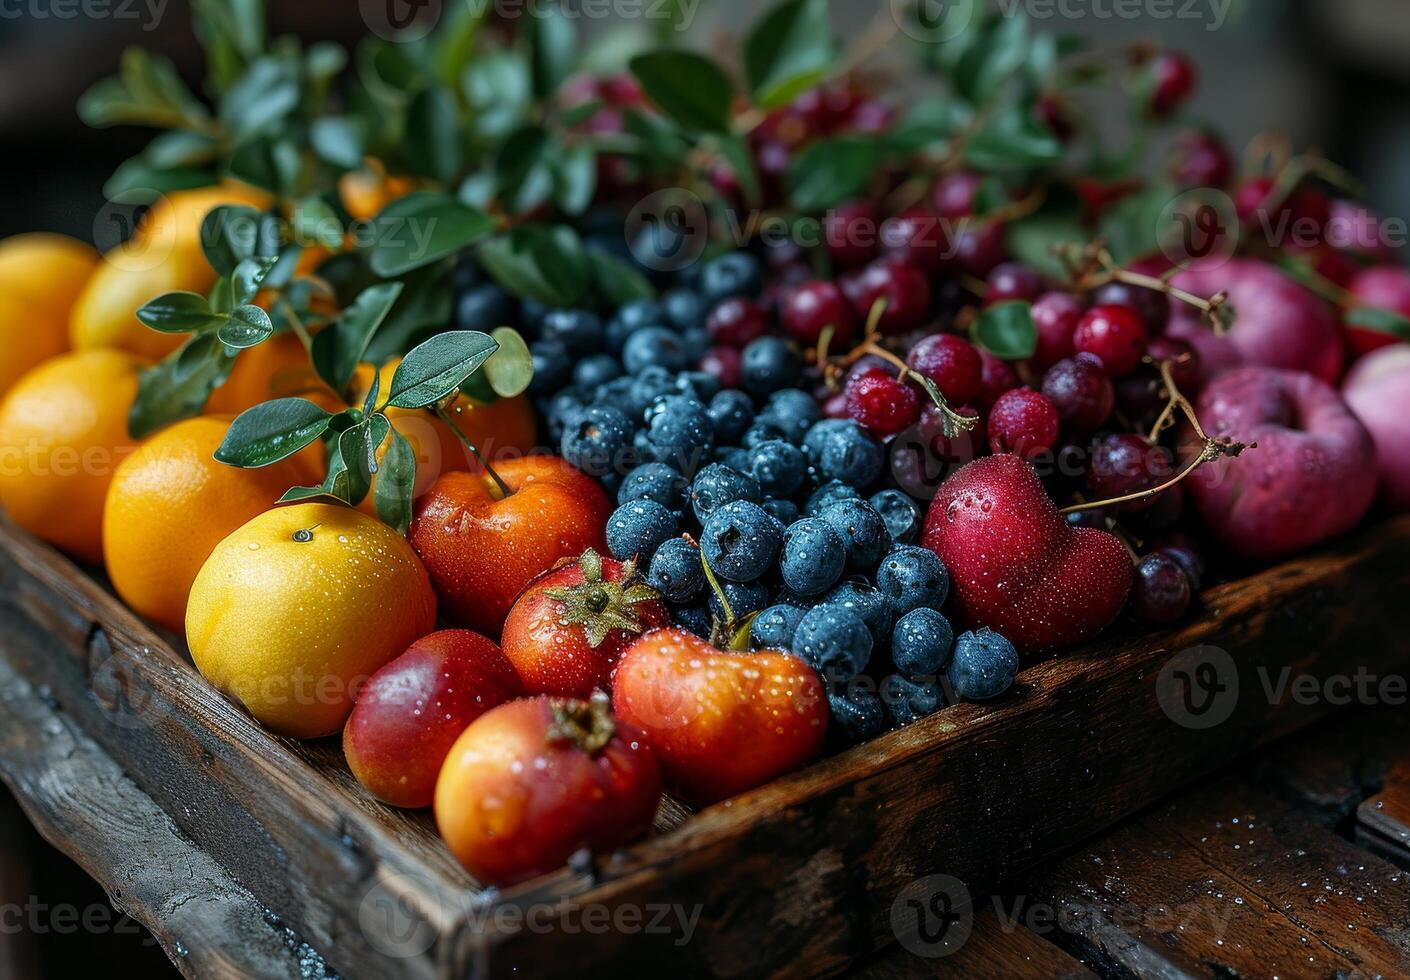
[1152,533,1204,592]
[1170,128,1232,188]
[1073,304,1148,377]
[953,220,1008,278]
[781,280,856,347]
[1089,280,1170,335]
[891,404,984,491]
[700,346,742,388]
[1147,335,1201,390]
[1030,291,1085,368]
[1131,552,1192,623]
[845,368,921,437]
[823,390,850,419]
[906,333,983,406]
[985,262,1044,305]
[1129,481,1185,534]
[1034,95,1074,142]
[1086,433,1172,510]
[1235,177,1331,247]
[706,298,769,348]
[848,99,896,133]
[824,201,880,267]
[599,73,645,107]
[931,171,983,219]
[880,207,950,273]
[1041,354,1114,431]
[987,388,1059,460]
[1148,52,1196,118]
[793,86,858,133]
[977,349,1018,408]
[849,259,932,335]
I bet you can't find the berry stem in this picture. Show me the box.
[434,403,512,499]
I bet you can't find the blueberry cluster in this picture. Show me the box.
[516,249,1019,746]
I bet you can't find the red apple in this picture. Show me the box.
[1343,344,1410,512]
[1345,266,1410,358]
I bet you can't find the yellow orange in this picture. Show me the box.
[0,349,146,563]
[137,182,272,254]
[102,416,309,633]
[70,242,216,359]
[186,502,437,737]
[0,233,99,395]
[339,168,416,221]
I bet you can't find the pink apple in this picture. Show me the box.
[1185,367,1376,562]
[1343,343,1410,512]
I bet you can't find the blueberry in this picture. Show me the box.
[891,608,955,676]
[814,420,884,489]
[675,371,721,402]
[820,499,892,572]
[700,251,763,303]
[709,580,769,623]
[663,288,706,330]
[794,606,872,681]
[648,537,704,603]
[573,354,623,389]
[626,366,678,418]
[880,674,943,725]
[804,479,862,516]
[752,603,807,650]
[875,545,950,614]
[560,405,632,478]
[689,463,762,524]
[947,628,1020,701]
[759,389,822,445]
[606,300,668,355]
[528,338,572,395]
[714,446,752,472]
[618,462,687,510]
[748,439,806,498]
[674,605,712,638]
[779,517,847,597]
[761,497,799,525]
[803,418,851,464]
[451,252,484,291]
[520,299,550,330]
[606,500,679,563]
[701,500,782,583]
[823,577,892,644]
[681,326,711,362]
[540,308,605,355]
[741,336,801,395]
[643,394,714,469]
[542,387,586,441]
[870,489,923,545]
[623,326,689,374]
[827,689,886,747]
[592,376,637,419]
[456,283,519,332]
[708,390,755,445]
[741,422,789,450]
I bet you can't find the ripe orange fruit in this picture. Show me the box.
[0,349,146,563]
[206,333,336,415]
[339,167,416,221]
[70,241,216,358]
[0,233,98,395]
[136,182,271,253]
[186,502,437,737]
[103,416,310,633]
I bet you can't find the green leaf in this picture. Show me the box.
[1004,209,1084,281]
[964,106,1063,171]
[1098,184,1173,266]
[477,225,591,307]
[368,192,494,277]
[279,443,350,505]
[711,133,762,206]
[292,196,344,251]
[589,250,656,305]
[483,327,534,398]
[217,305,274,349]
[144,130,218,169]
[629,51,735,133]
[888,99,973,153]
[387,331,500,410]
[494,126,554,216]
[553,145,597,215]
[310,116,367,170]
[363,267,454,363]
[787,136,882,211]
[406,86,463,183]
[128,334,237,439]
[974,301,1037,359]
[524,1,577,98]
[221,55,300,141]
[200,205,276,277]
[433,1,489,89]
[463,51,531,140]
[337,414,392,506]
[375,427,418,534]
[231,256,277,305]
[136,292,225,334]
[953,12,1029,103]
[1345,306,1410,340]
[215,397,334,467]
[312,282,404,390]
[102,160,215,203]
[743,0,835,109]
[78,48,210,129]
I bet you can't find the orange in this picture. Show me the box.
[0,349,146,563]
[136,182,272,254]
[0,233,98,395]
[70,241,216,358]
[102,416,310,633]
[186,502,437,737]
[339,167,416,221]
[206,333,336,415]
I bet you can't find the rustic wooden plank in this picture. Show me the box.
[1358,760,1410,866]
[0,653,332,980]
[854,907,1095,978]
[1020,777,1410,978]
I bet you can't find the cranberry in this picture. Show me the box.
[1030,291,1086,368]
[1131,552,1192,623]
[793,86,858,133]
[890,404,985,491]
[824,201,880,267]
[1147,335,1201,390]
[706,298,770,347]
[987,388,1059,460]
[1086,433,1172,510]
[1170,128,1232,188]
[1073,304,1148,377]
[1089,280,1170,335]
[1235,177,1332,247]
[931,171,983,219]
[1041,354,1114,431]
[1129,481,1185,534]
[906,333,983,405]
[977,349,1018,407]
[849,99,896,133]
[880,207,950,273]
[849,259,932,335]
[1152,534,1205,592]
[985,262,1044,305]
[598,73,645,107]
[1148,52,1196,118]
[845,352,893,384]
[953,220,1008,278]
[823,390,850,419]
[1034,95,1073,142]
[781,280,857,347]
[755,140,792,199]
[846,368,921,437]
[700,346,742,388]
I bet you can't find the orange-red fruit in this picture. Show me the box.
[435,696,661,885]
[612,628,828,806]
[344,630,523,808]
[409,456,612,637]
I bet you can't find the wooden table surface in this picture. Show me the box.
[2,648,1407,978]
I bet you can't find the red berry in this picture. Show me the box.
[849,99,896,133]
[1131,553,1191,623]
[823,390,850,419]
[599,73,645,107]
[1147,335,1201,390]
[1170,128,1232,188]
[706,297,769,348]
[1086,433,1173,510]
[1041,354,1114,432]
[1089,280,1171,335]
[985,262,1044,305]
[1148,52,1196,118]
[781,279,857,346]
[793,85,858,132]
[824,201,880,267]
[953,220,1008,278]
[849,258,932,335]
[977,349,1019,407]
[1031,291,1086,368]
[1073,304,1148,377]
[906,333,982,405]
[846,368,921,437]
[700,346,742,387]
[880,207,950,273]
[987,388,1059,460]
[931,171,983,219]
[1034,95,1073,142]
